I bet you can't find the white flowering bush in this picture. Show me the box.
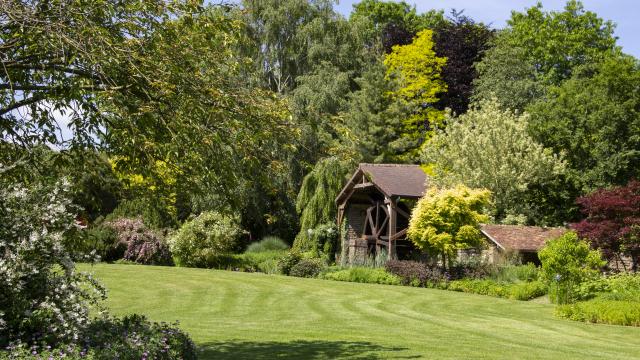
[0,178,105,347]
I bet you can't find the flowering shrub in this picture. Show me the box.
[169,212,245,268]
[106,218,172,266]
[0,179,105,347]
[2,314,197,359]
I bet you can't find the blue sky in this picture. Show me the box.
[334,0,640,58]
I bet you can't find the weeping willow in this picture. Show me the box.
[293,157,350,251]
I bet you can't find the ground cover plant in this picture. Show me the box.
[556,273,640,326]
[83,264,640,359]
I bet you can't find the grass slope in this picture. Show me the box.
[83,264,640,359]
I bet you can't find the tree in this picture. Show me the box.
[572,180,640,271]
[539,231,605,304]
[384,29,447,161]
[423,99,567,224]
[339,60,412,163]
[432,11,494,115]
[2,3,297,214]
[293,157,351,251]
[527,55,640,192]
[350,0,444,53]
[407,185,491,268]
[473,1,618,111]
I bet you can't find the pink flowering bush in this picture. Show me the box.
[106,218,173,266]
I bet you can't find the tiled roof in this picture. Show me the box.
[480,224,568,252]
[359,163,428,198]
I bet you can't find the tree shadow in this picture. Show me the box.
[198,340,421,360]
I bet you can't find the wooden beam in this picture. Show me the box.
[387,197,397,260]
[390,228,407,241]
[354,182,374,189]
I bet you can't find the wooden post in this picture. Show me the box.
[386,197,397,260]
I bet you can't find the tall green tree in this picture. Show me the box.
[473,0,618,111]
[528,54,640,192]
[350,0,444,53]
[423,99,567,224]
[1,2,298,214]
[340,61,411,163]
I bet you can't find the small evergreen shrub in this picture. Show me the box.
[319,267,401,285]
[245,236,289,253]
[107,218,173,266]
[82,221,122,261]
[556,299,640,327]
[277,250,303,275]
[289,258,326,278]
[169,212,245,268]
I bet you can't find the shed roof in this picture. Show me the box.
[480,224,568,252]
[336,163,428,203]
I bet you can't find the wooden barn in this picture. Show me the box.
[335,163,428,264]
[336,163,569,265]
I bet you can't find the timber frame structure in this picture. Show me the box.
[336,164,428,263]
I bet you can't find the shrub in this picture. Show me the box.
[106,218,173,266]
[490,264,539,283]
[320,267,401,285]
[539,231,605,304]
[277,250,303,275]
[83,222,122,262]
[447,279,546,301]
[385,260,446,287]
[169,212,245,268]
[0,179,105,347]
[290,258,326,278]
[231,251,287,274]
[447,260,495,280]
[245,236,289,253]
[2,314,197,359]
[556,299,640,327]
[576,272,640,302]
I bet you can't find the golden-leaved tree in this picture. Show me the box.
[407,185,491,268]
[384,29,447,161]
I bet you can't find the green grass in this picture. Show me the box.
[81,264,640,359]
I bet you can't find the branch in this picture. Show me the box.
[0,93,45,116]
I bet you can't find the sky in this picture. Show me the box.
[334,0,640,58]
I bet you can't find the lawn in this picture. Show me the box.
[82,264,640,359]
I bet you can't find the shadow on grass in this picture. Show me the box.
[198,340,420,359]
